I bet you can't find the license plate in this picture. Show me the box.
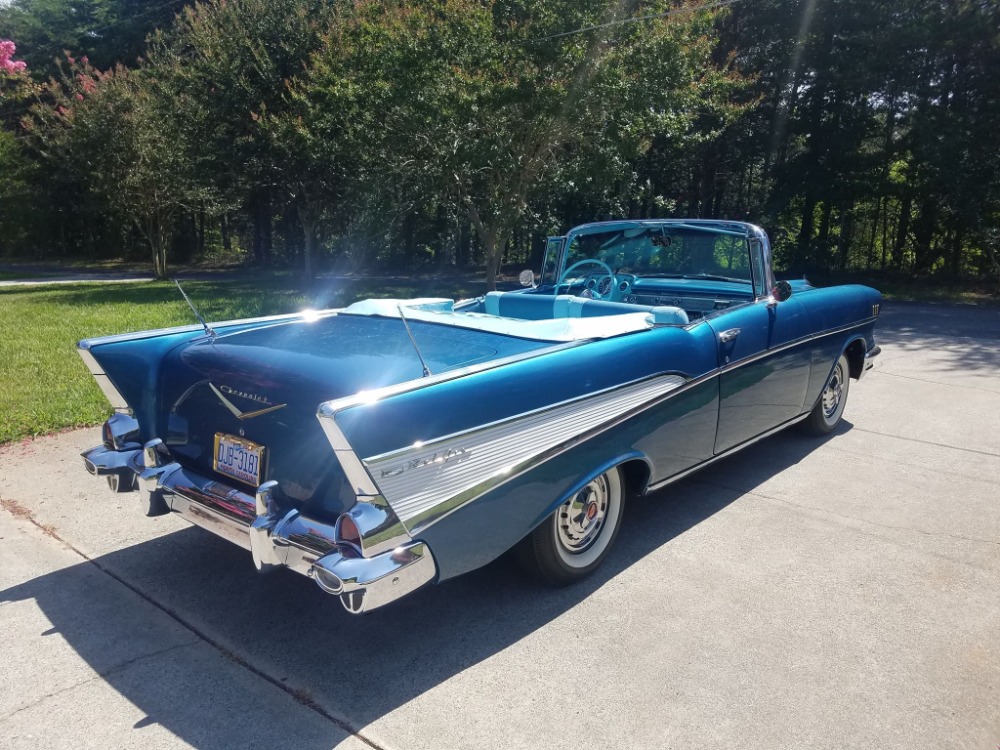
[213,433,265,487]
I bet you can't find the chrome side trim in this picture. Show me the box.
[76,310,328,348]
[77,344,130,411]
[320,312,876,536]
[718,315,879,376]
[645,411,811,493]
[315,341,585,547]
[364,374,686,533]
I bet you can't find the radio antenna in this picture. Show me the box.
[397,304,432,377]
[173,279,216,338]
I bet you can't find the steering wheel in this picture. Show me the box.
[558,259,616,300]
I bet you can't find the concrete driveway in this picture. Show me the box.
[1,301,998,750]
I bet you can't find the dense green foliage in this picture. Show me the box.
[1,0,998,289]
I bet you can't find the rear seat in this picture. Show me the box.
[484,291,689,325]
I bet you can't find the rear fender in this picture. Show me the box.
[530,451,650,531]
[78,313,307,438]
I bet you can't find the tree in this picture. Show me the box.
[145,0,332,267]
[26,57,207,276]
[307,0,738,290]
[0,0,191,78]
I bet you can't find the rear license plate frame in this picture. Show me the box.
[213,433,265,487]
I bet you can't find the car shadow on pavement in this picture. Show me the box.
[0,425,846,748]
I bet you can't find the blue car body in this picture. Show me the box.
[79,220,881,613]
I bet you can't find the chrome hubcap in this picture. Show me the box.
[557,476,609,554]
[822,363,845,419]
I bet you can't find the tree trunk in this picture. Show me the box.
[891,193,911,269]
[139,215,169,279]
[297,204,317,280]
[482,228,510,292]
[838,207,853,271]
[483,231,499,292]
[252,193,272,267]
[949,226,964,278]
[220,214,232,254]
[796,193,817,270]
[912,198,937,273]
[817,200,833,261]
[197,205,206,257]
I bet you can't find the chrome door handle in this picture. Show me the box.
[718,328,741,343]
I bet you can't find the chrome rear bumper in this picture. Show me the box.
[81,442,436,614]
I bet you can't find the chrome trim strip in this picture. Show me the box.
[322,306,874,534]
[77,345,130,411]
[718,315,879,376]
[315,341,585,546]
[76,310,328,348]
[318,340,582,421]
[645,412,811,493]
[314,416,425,554]
[364,374,686,533]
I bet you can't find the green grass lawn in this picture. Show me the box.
[0,275,483,444]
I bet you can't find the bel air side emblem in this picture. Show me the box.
[379,447,469,478]
[209,383,287,420]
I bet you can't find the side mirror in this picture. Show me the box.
[518,269,536,288]
[771,280,792,302]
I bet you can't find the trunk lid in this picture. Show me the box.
[158,313,548,519]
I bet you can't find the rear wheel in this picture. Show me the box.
[517,467,625,585]
[802,353,851,436]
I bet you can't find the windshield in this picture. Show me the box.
[564,224,753,284]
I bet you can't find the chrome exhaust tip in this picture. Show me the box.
[311,563,344,595]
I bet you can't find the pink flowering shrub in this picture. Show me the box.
[1,40,28,74]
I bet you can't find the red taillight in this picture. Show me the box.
[337,515,361,548]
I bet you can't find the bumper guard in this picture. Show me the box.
[859,344,881,379]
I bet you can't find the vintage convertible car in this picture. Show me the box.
[79,220,881,613]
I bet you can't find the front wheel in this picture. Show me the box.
[801,353,851,436]
[516,467,625,585]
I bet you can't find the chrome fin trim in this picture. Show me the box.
[77,342,130,411]
[362,374,687,533]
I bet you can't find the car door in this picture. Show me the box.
[708,297,812,454]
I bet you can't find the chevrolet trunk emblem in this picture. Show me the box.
[209,383,287,420]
